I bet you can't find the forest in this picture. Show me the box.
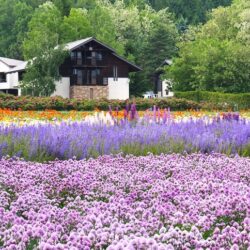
[2,0,249,96]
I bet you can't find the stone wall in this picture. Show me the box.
[70,86,108,99]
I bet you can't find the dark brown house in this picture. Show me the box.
[58,37,142,99]
[3,37,142,100]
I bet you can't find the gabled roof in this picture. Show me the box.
[6,37,142,73]
[0,57,24,67]
[155,58,172,74]
[63,37,116,53]
[8,61,28,73]
[111,53,142,72]
[161,59,172,67]
[64,37,141,71]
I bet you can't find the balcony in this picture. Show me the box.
[70,69,106,86]
[70,51,106,67]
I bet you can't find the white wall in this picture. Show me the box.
[1,75,70,97]
[162,80,174,97]
[0,72,19,90]
[108,77,129,100]
[8,72,19,87]
[0,61,10,73]
[52,77,70,98]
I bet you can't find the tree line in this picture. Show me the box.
[1,0,243,96]
[168,0,250,93]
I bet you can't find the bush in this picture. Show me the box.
[175,91,250,110]
[7,92,250,111]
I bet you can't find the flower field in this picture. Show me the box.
[1,108,250,249]
[1,153,250,249]
[0,118,250,161]
[0,108,249,124]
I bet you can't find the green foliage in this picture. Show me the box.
[23,2,63,59]
[19,0,178,96]
[0,0,244,97]
[0,0,33,59]
[21,47,68,96]
[148,0,232,24]
[120,6,178,95]
[53,0,75,15]
[87,3,125,55]
[26,238,39,250]
[0,93,201,111]
[175,91,250,110]
[168,0,250,93]
[61,8,92,42]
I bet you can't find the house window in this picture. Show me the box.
[96,52,102,61]
[103,78,108,86]
[18,72,24,81]
[0,73,6,83]
[77,70,83,85]
[77,51,82,65]
[70,51,76,60]
[91,70,97,85]
[86,69,100,85]
[91,52,96,65]
[113,66,118,81]
[86,51,102,63]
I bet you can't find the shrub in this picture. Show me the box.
[175,91,250,110]
[0,93,205,111]
[4,92,248,111]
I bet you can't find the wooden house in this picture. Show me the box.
[0,37,142,100]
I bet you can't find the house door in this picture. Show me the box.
[90,88,94,99]
[86,69,101,85]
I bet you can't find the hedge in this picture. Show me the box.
[0,93,202,111]
[175,91,250,110]
[1,92,247,111]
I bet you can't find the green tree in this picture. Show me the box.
[21,47,68,96]
[23,2,63,59]
[148,0,232,24]
[103,1,177,95]
[61,8,93,42]
[0,0,33,59]
[88,3,125,55]
[168,0,250,93]
[132,20,177,95]
[21,2,68,97]
[53,0,75,15]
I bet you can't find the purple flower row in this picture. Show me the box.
[0,119,250,161]
[1,153,250,249]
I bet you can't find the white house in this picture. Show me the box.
[0,57,27,96]
[154,59,174,98]
[0,37,142,100]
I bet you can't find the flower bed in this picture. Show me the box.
[0,109,250,124]
[0,119,249,161]
[1,153,250,249]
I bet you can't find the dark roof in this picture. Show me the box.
[111,53,142,72]
[65,37,141,72]
[8,37,142,73]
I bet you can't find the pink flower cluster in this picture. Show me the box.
[1,153,250,249]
